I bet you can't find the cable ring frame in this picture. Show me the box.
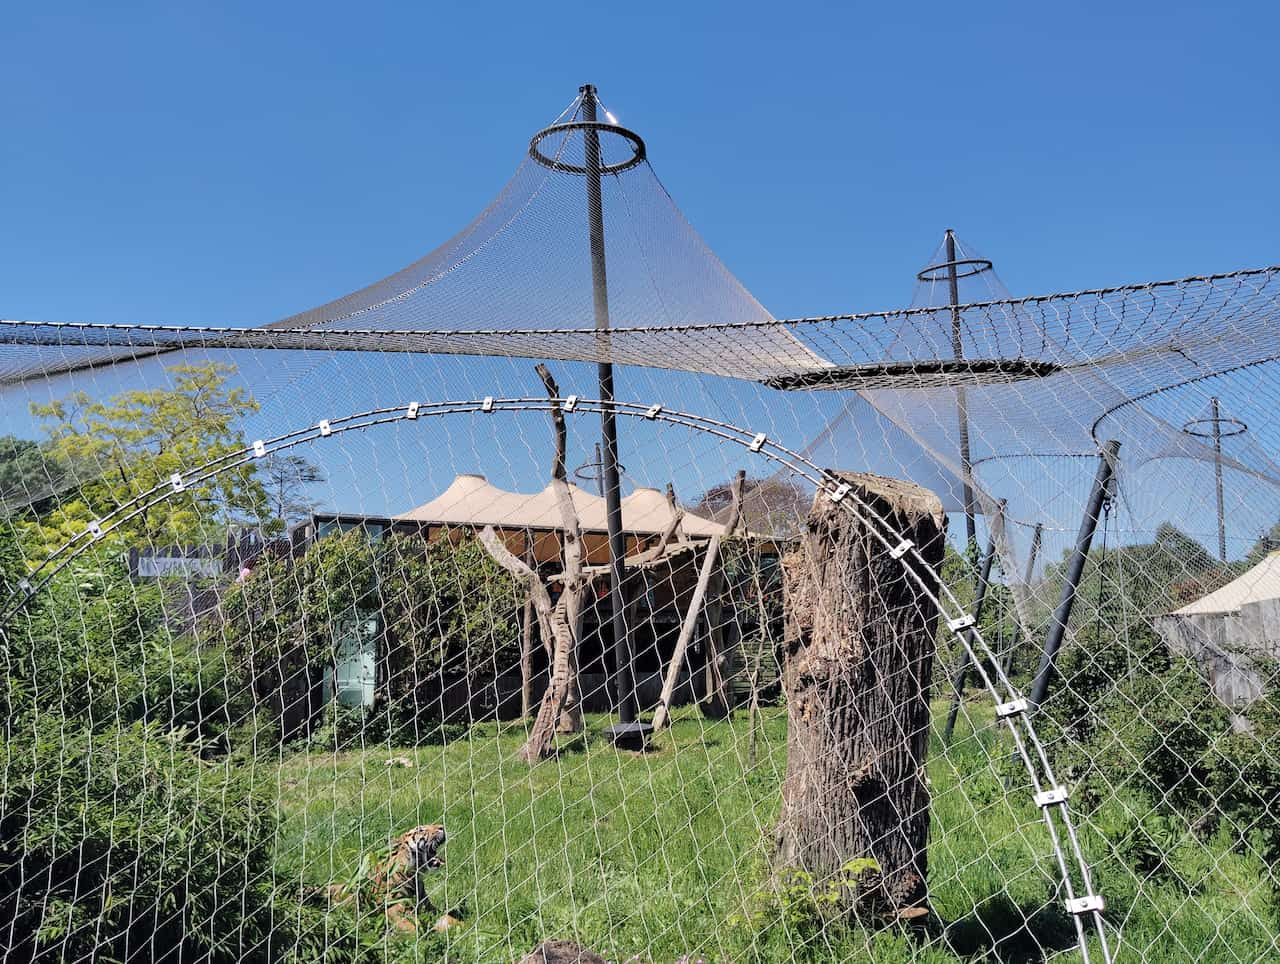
[528,121,647,176]
[916,257,995,283]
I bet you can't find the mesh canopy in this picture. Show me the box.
[3,87,1280,963]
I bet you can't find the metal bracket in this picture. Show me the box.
[644,403,663,419]
[170,473,185,494]
[482,396,495,413]
[1034,786,1069,808]
[319,419,332,437]
[749,432,767,453]
[564,395,578,413]
[406,401,420,420]
[827,481,852,504]
[18,578,32,594]
[947,614,975,633]
[889,539,914,560]
[1065,894,1104,915]
[87,520,103,539]
[995,698,1029,719]
[253,440,266,458]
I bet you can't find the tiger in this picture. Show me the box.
[311,824,454,933]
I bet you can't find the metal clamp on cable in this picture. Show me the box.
[1065,895,1104,915]
[995,698,1029,719]
[1034,786,1069,807]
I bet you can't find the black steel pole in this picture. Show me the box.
[1024,522,1043,586]
[945,229,977,550]
[1212,396,1227,561]
[1028,440,1121,710]
[942,499,1002,742]
[580,84,637,726]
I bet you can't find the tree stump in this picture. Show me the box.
[775,472,945,913]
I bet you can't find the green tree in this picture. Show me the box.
[263,452,326,526]
[28,362,269,553]
[0,435,70,515]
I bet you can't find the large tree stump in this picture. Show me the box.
[775,472,945,914]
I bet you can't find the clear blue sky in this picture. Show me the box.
[3,1,1277,328]
[2,1,1277,564]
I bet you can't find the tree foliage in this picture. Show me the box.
[27,362,269,554]
[0,435,70,515]
[219,528,523,721]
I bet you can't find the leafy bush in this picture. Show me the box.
[221,529,523,738]
[0,717,278,963]
[4,549,252,749]
[377,533,523,687]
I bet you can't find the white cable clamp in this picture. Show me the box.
[749,432,767,452]
[644,403,663,420]
[889,539,914,560]
[1065,894,1104,915]
[18,578,31,594]
[406,401,420,420]
[995,698,1029,719]
[827,481,852,504]
[87,520,103,539]
[319,419,332,437]
[1034,786,1069,808]
[947,614,975,633]
[482,396,495,413]
[564,395,579,413]
[170,473,185,494]
[253,440,266,458]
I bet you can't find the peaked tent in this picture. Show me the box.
[1155,552,1280,711]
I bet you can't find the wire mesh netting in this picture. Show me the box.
[1,87,1279,962]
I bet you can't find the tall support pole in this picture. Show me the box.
[580,84,637,728]
[942,499,1002,742]
[1212,396,1227,561]
[1024,522,1043,585]
[945,229,977,550]
[1028,440,1121,710]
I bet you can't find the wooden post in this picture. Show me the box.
[652,470,745,731]
[775,472,944,914]
[519,547,536,719]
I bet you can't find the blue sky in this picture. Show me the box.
[2,2,1278,563]
[2,1,1276,328]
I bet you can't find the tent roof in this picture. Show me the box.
[394,474,724,537]
[1173,552,1280,616]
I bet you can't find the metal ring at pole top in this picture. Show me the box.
[529,121,647,175]
[916,258,996,283]
[1182,415,1248,439]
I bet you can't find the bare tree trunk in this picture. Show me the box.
[701,566,730,718]
[775,472,944,915]
[652,471,745,731]
[498,363,585,762]
[519,592,535,719]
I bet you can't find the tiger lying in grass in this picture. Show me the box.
[307,824,459,934]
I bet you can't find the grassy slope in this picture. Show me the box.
[273,703,1278,962]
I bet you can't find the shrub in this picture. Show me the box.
[0,717,278,963]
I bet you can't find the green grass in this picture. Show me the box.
[270,703,1280,962]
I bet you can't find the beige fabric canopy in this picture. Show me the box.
[395,474,724,537]
[1172,552,1280,616]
